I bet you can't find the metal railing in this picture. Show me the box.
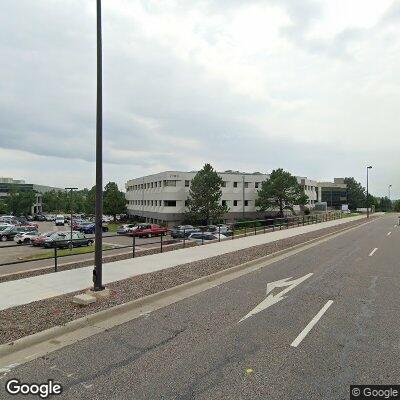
[0,212,343,273]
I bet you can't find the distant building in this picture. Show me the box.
[125,171,319,226]
[317,178,348,209]
[0,177,63,214]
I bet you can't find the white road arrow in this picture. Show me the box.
[239,273,313,322]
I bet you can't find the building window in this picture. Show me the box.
[221,181,226,187]
[159,200,162,206]
[164,200,177,207]
[159,181,162,187]
[185,180,190,187]
[244,200,249,206]
[222,200,228,207]
[233,182,238,188]
[151,182,154,188]
[234,200,239,206]
[255,182,259,188]
[244,182,250,188]
[163,180,177,187]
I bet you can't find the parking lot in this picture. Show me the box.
[0,221,176,276]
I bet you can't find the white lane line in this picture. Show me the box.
[291,300,334,348]
[369,248,378,257]
[387,232,392,236]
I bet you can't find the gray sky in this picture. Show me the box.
[1,0,399,197]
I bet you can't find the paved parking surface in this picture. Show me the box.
[0,222,174,275]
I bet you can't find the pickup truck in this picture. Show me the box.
[128,224,168,238]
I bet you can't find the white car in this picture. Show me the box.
[55,215,65,226]
[188,232,227,243]
[14,231,40,244]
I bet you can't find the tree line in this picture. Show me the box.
[0,182,126,220]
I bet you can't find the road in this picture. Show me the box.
[1,214,399,399]
[0,222,176,275]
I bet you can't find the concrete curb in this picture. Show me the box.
[0,215,378,359]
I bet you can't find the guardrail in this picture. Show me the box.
[0,212,343,273]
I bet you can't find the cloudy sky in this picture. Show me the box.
[1,0,399,197]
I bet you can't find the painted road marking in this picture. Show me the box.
[369,248,378,257]
[387,232,392,236]
[239,273,313,322]
[291,300,334,348]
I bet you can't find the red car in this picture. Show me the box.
[128,224,168,238]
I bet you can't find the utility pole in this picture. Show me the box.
[65,187,78,250]
[366,166,372,218]
[93,0,104,291]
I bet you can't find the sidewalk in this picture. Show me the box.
[0,215,367,311]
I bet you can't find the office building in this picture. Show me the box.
[125,171,320,226]
[0,177,63,214]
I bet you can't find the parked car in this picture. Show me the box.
[128,224,168,238]
[188,232,227,243]
[14,231,40,244]
[33,214,47,221]
[0,226,29,242]
[207,225,233,236]
[55,215,65,226]
[32,231,57,247]
[170,225,199,238]
[0,223,13,231]
[0,216,18,225]
[79,222,109,234]
[117,224,137,234]
[45,214,56,221]
[43,231,94,249]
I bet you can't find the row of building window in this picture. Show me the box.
[127,199,254,207]
[302,185,316,191]
[126,180,266,191]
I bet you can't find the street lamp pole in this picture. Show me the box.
[65,187,78,249]
[388,184,392,211]
[93,0,104,291]
[366,166,372,218]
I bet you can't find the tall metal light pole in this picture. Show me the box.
[65,187,78,249]
[93,0,104,291]
[366,166,372,218]
[388,184,392,211]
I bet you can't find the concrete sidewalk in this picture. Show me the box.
[0,215,367,311]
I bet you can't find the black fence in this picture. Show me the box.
[0,212,343,273]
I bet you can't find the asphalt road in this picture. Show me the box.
[1,214,399,399]
[0,222,176,275]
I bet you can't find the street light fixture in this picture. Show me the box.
[93,0,104,291]
[366,166,372,218]
[65,187,78,249]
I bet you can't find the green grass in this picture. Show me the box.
[106,222,121,233]
[22,244,113,261]
[341,212,360,218]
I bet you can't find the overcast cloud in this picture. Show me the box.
[0,0,399,197]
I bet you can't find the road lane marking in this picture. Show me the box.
[290,300,333,348]
[239,273,313,322]
[387,232,392,236]
[369,248,378,257]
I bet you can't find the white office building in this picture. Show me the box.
[125,171,319,226]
